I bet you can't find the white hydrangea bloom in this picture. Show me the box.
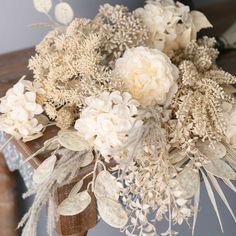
[74,91,143,159]
[222,102,236,148]
[0,78,44,139]
[135,0,212,56]
[114,46,179,107]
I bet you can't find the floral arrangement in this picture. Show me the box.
[0,0,236,236]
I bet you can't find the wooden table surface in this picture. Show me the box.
[0,1,235,236]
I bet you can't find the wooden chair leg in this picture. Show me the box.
[0,153,18,236]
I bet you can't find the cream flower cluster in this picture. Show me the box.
[74,91,143,158]
[114,46,179,107]
[135,0,212,56]
[0,78,44,139]
[223,102,236,148]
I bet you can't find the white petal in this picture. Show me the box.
[190,11,213,32]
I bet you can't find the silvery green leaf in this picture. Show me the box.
[196,141,226,159]
[58,129,90,152]
[177,168,200,199]
[55,2,74,25]
[95,171,120,200]
[203,159,236,179]
[97,198,128,228]
[33,0,52,13]
[33,155,57,184]
[58,191,91,216]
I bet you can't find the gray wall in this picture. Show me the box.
[0,1,235,236]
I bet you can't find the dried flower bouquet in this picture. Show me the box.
[0,1,236,236]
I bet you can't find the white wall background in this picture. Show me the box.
[0,1,235,236]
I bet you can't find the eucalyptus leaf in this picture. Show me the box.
[33,0,52,13]
[58,191,91,216]
[80,152,94,168]
[203,159,236,179]
[97,198,128,228]
[95,171,120,200]
[33,155,57,185]
[55,2,74,25]
[177,168,200,199]
[58,129,90,152]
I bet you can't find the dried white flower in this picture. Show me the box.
[114,46,179,107]
[0,78,43,139]
[74,91,143,159]
[135,0,212,56]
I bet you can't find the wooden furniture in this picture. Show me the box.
[0,154,18,236]
[0,1,235,235]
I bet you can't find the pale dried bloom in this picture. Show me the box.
[114,46,179,107]
[135,0,212,57]
[0,78,43,139]
[74,91,143,159]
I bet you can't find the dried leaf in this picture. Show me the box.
[192,173,200,235]
[23,132,43,142]
[55,2,74,25]
[58,191,91,216]
[177,168,199,199]
[95,171,120,200]
[97,198,128,228]
[33,0,52,13]
[69,180,84,197]
[58,129,90,152]
[191,10,212,32]
[208,173,236,222]
[223,179,236,192]
[203,159,236,179]
[196,141,226,159]
[35,114,50,126]
[33,155,57,184]
[201,170,223,232]
[80,152,94,168]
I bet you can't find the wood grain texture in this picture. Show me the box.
[0,1,235,236]
[0,154,18,236]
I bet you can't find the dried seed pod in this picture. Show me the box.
[203,159,236,179]
[58,129,90,152]
[196,141,226,159]
[56,106,76,130]
[97,198,128,228]
[58,191,91,216]
[95,171,120,200]
[33,155,57,185]
[176,168,200,199]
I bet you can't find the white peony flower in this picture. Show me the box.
[0,77,44,139]
[222,102,236,148]
[74,91,143,159]
[135,0,212,56]
[113,46,179,107]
